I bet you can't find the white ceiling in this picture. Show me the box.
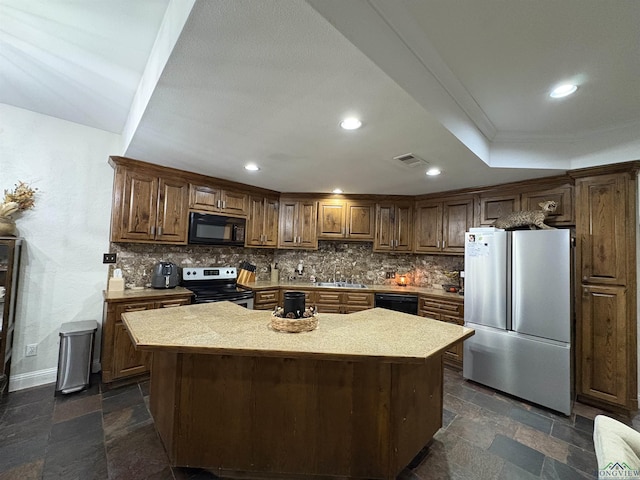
[2,0,639,195]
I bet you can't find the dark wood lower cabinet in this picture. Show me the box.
[578,284,630,409]
[150,350,443,479]
[111,302,154,380]
[418,294,464,369]
[266,289,374,315]
[102,292,192,383]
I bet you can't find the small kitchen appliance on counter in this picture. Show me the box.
[151,262,180,289]
[181,266,254,308]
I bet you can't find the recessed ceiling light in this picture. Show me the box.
[340,117,362,130]
[426,168,441,176]
[244,163,260,171]
[549,84,578,98]
[332,188,343,194]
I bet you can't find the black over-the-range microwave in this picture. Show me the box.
[188,212,246,246]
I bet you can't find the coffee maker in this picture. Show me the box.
[151,262,180,289]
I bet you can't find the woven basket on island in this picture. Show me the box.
[269,306,318,333]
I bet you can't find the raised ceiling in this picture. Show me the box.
[1,0,638,194]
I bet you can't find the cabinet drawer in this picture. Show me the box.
[344,292,373,307]
[419,310,441,321]
[281,290,313,303]
[316,291,341,303]
[157,298,192,308]
[255,290,279,304]
[419,297,462,315]
[316,304,342,314]
[441,314,464,325]
[116,301,156,317]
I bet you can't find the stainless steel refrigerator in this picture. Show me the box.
[463,228,572,415]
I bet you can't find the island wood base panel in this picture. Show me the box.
[150,352,443,480]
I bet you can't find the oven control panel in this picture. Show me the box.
[182,267,237,281]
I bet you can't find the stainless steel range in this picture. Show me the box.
[181,267,254,309]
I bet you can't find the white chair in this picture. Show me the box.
[593,414,640,478]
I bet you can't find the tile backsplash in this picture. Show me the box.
[109,241,463,289]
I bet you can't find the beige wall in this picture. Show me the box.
[1,104,120,391]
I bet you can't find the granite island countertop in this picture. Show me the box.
[121,301,474,364]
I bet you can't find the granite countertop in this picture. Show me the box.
[243,280,464,300]
[102,282,463,303]
[121,301,474,363]
[103,286,194,302]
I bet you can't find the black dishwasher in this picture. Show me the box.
[374,293,419,315]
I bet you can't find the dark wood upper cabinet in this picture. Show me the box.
[318,199,375,240]
[189,184,248,217]
[318,200,346,239]
[480,184,573,227]
[414,201,442,252]
[246,195,279,247]
[374,203,413,252]
[479,194,520,226]
[576,174,627,285]
[278,198,318,249]
[111,165,188,244]
[521,184,574,226]
[346,200,375,240]
[415,196,473,254]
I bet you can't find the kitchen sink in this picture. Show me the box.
[314,282,369,289]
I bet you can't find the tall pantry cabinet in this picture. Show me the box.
[572,162,639,414]
[0,237,22,394]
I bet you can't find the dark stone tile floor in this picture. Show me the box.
[0,368,637,479]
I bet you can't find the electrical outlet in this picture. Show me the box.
[103,253,116,264]
[386,271,396,279]
[25,344,37,357]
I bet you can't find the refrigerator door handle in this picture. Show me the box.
[506,232,513,331]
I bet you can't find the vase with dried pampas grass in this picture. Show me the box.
[0,182,38,236]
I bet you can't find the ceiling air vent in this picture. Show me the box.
[393,153,428,168]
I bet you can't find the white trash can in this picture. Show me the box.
[55,320,98,395]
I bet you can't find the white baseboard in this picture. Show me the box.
[8,361,102,392]
[9,367,57,392]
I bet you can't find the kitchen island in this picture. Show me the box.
[122,302,474,480]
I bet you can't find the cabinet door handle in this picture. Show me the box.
[151,226,156,236]
[158,226,163,236]
[216,200,221,208]
[443,240,446,249]
[222,200,226,209]
[437,240,440,248]
[582,276,588,281]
